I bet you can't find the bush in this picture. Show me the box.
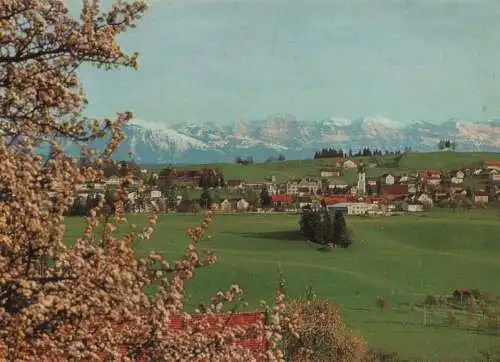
[283,298,368,361]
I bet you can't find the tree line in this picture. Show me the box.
[313,147,408,159]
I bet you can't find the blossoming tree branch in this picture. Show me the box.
[0,1,292,360]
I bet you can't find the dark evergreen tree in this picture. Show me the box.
[333,210,351,248]
[322,209,335,246]
[199,186,212,209]
[213,189,221,204]
[260,187,273,208]
[165,186,177,210]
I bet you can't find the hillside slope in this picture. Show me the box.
[146,152,500,182]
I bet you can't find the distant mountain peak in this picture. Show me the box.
[79,116,500,164]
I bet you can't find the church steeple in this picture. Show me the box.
[357,161,366,196]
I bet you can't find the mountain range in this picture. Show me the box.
[73,115,500,164]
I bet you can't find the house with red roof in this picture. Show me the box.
[484,161,500,171]
[226,179,245,189]
[380,184,409,199]
[322,195,350,205]
[417,169,441,186]
[272,194,292,207]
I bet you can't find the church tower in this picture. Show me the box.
[357,162,366,196]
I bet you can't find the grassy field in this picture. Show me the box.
[146,152,500,183]
[64,210,500,360]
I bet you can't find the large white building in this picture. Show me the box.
[326,202,374,216]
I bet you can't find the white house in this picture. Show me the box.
[327,202,374,216]
[408,183,417,193]
[451,170,464,185]
[383,174,395,185]
[320,168,342,177]
[286,178,321,196]
[150,190,161,198]
[427,178,441,186]
[328,178,348,190]
[104,175,122,186]
[236,198,249,211]
[343,160,357,169]
[403,202,424,212]
[417,193,433,207]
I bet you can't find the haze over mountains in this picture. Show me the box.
[77,115,500,164]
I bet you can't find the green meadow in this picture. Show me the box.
[64,210,500,360]
[145,151,500,183]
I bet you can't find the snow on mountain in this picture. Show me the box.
[89,116,500,164]
[129,119,209,151]
[322,117,352,127]
[358,116,405,129]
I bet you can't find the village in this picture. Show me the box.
[70,158,500,216]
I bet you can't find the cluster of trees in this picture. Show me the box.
[299,207,352,248]
[314,147,409,159]
[437,139,457,151]
[313,148,346,159]
[199,170,225,188]
[235,156,254,165]
[265,154,286,163]
[352,148,407,157]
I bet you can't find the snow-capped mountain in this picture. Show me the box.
[88,115,500,164]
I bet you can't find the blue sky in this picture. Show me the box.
[77,0,500,124]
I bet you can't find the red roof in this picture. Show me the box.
[323,196,349,205]
[381,184,409,196]
[365,196,388,205]
[227,179,244,186]
[418,169,441,178]
[272,194,292,203]
[485,161,500,167]
[2,312,266,361]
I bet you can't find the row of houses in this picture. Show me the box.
[71,159,500,212]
